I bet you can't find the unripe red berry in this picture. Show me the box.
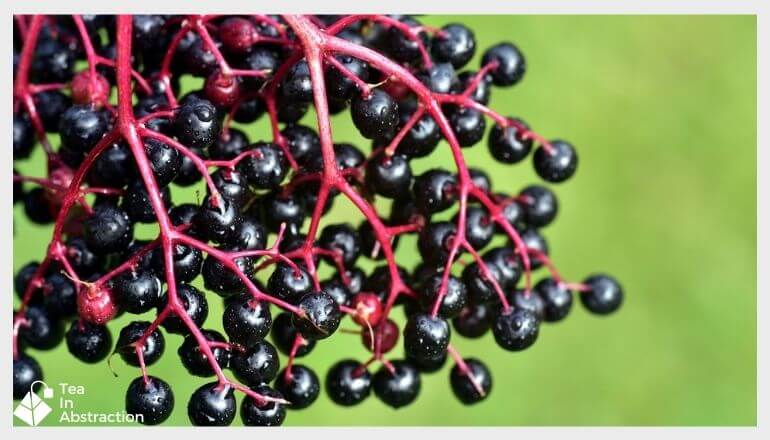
[204,71,242,109]
[351,293,383,327]
[70,71,110,107]
[77,285,117,325]
[361,318,399,354]
[219,17,256,54]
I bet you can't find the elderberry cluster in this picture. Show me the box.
[13,14,623,426]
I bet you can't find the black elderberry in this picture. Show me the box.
[453,303,493,338]
[372,360,421,408]
[122,181,172,224]
[534,277,573,322]
[448,107,486,147]
[533,140,578,183]
[84,204,134,255]
[281,124,320,167]
[365,152,413,199]
[481,42,526,86]
[293,292,342,341]
[240,385,286,426]
[413,169,457,215]
[351,89,399,140]
[418,62,459,94]
[488,118,533,164]
[230,340,280,386]
[42,272,78,318]
[492,308,539,351]
[125,375,174,425]
[449,358,492,404]
[457,205,494,250]
[418,221,458,268]
[194,195,241,244]
[144,138,182,187]
[237,142,288,190]
[325,360,372,406]
[271,312,316,357]
[19,305,64,350]
[66,321,112,363]
[187,382,236,426]
[432,23,476,68]
[115,321,165,367]
[581,274,624,315]
[13,114,35,160]
[403,313,451,362]
[173,98,220,150]
[281,60,313,103]
[319,223,361,266]
[13,354,43,400]
[201,251,253,298]
[223,294,272,348]
[325,55,370,101]
[275,364,320,410]
[418,272,469,319]
[58,105,109,153]
[267,263,313,304]
[159,284,208,334]
[178,329,230,377]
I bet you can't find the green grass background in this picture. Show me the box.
[12,15,756,426]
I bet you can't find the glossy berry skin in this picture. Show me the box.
[179,330,230,377]
[271,312,316,357]
[230,340,280,386]
[319,223,361,266]
[450,358,492,404]
[492,308,539,351]
[208,128,249,160]
[13,114,35,159]
[173,98,220,150]
[225,216,267,251]
[534,278,573,322]
[268,263,313,304]
[418,62,458,94]
[31,39,75,83]
[83,204,134,255]
[90,142,135,188]
[19,305,64,350]
[366,152,412,199]
[373,360,421,408]
[581,274,624,315]
[65,237,102,278]
[211,169,253,210]
[122,182,172,223]
[520,185,558,228]
[259,192,306,233]
[457,205,494,250]
[520,228,549,270]
[150,243,203,284]
[481,42,526,86]
[125,375,174,426]
[23,188,55,224]
[187,382,236,426]
[508,289,546,321]
[326,55,370,101]
[115,321,165,367]
[282,124,320,167]
[321,278,353,307]
[201,251,253,298]
[452,303,493,338]
[33,90,71,132]
[418,272,468,319]
[237,142,288,190]
[431,23,476,69]
[293,292,342,341]
[325,360,372,406]
[66,321,112,363]
[42,272,78,318]
[488,118,533,164]
[160,284,208,334]
[194,196,241,243]
[448,107,486,147]
[219,17,256,54]
[403,313,451,362]
[351,89,399,140]
[275,365,320,409]
[113,270,162,314]
[144,138,182,187]
[533,140,578,183]
[413,169,457,215]
[484,247,521,289]
[222,295,272,348]
[240,385,286,426]
[58,105,109,153]
[13,354,43,400]
[386,16,428,63]
[418,221,458,268]
[281,61,313,103]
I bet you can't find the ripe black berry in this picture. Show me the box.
[19,305,64,350]
[237,142,288,190]
[23,188,55,224]
[222,295,272,347]
[508,289,545,320]
[418,272,468,319]
[365,152,413,199]
[533,140,578,183]
[275,364,320,410]
[240,385,286,426]
[534,277,573,322]
[194,195,241,243]
[326,55,370,101]
[150,243,203,283]
[492,308,539,351]
[113,269,162,314]
[325,360,371,406]
[173,98,220,150]
[160,284,208,334]
[413,169,457,214]
[90,142,135,188]
[58,105,109,153]
[271,312,316,357]
[386,16,428,63]
[282,124,320,167]
[351,89,399,140]
[403,313,451,362]
[449,358,492,404]
[66,321,112,363]
[65,237,102,278]
[259,191,306,234]
[187,382,236,426]
[281,61,313,103]
[115,321,165,367]
[418,62,458,94]
[458,205,494,249]
[267,263,313,304]
[201,251,253,297]
[208,128,249,160]
[448,107,486,147]
[122,181,172,223]
[34,90,71,132]
[431,24,476,68]
[230,340,280,386]
[83,204,134,255]
[293,292,342,341]
[13,114,35,160]
[452,303,493,338]
[581,274,624,315]
[13,354,43,400]
[520,185,558,228]
[418,221,457,267]
[42,272,78,318]
[481,42,526,86]
[488,118,533,164]
[144,138,182,187]
[372,360,421,408]
[211,169,253,209]
[125,375,174,425]
[319,223,361,266]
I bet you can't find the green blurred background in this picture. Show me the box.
[12,15,756,426]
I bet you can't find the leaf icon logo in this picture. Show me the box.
[13,381,53,426]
